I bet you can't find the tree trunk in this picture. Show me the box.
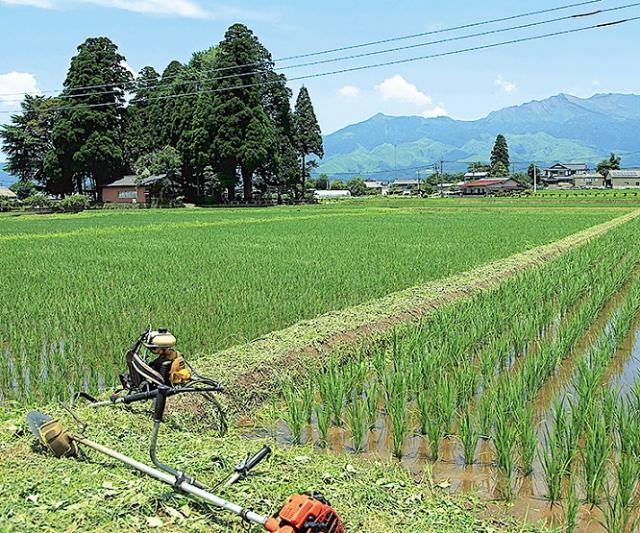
[227,185,234,202]
[242,166,253,202]
[300,154,306,199]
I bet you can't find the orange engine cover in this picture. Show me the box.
[275,494,344,533]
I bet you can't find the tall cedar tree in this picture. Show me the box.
[0,95,57,187]
[206,24,277,201]
[490,134,510,175]
[45,37,132,196]
[294,86,324,195]
[123,66,163,166]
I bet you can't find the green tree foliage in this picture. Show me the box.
[596,152,621,177]
[294,86,324,197]
[490,161,509,177]
[467,162,491,174]
[347,177,367,196]
[9,180,37,200]
[46,37,132,197]
[204,24,277,201]
[134,146,182,206]
[315,174,330,190]
[0,95,57,185]
[330,179,346,190]
[490,134,510,174]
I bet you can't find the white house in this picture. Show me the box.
[313,190,352,199]
[608,169,640,189]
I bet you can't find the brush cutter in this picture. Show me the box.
[73,327,227,434]
[27,386,345,532]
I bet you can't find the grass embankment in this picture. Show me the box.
[1,204,626,403]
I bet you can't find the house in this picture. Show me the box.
[0,186,18,201]
[543,163,589,179]
[574,173,605,188]
[389,179,420,194]
[364,180,386,194]
[461,177,523,196]
[608,169,640,189]
[313,190,352,199]
[101,175,168,204]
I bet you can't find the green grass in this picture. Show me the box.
[1,204,627,403]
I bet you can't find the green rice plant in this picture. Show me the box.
[602,386,620,436]
[493,411,517,500]
[426,410,444,462]
[416,388,429,436]
[283,387,306,445]
[540,425,565,507]
[582,411,610,506]
[386,374,408,459]
[346,396,367,453]
[516,403,536,476]
[477,394,495,439]
[365,382,379,431]
[438,376,457,434]
[564,470,580,533]
[301,382,314,424]
[314,404,330,448]
[319,361,347,426]
[457,407,479,465]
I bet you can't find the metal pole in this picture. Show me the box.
[73,435,274,530]
[440,160,444,198]
[533,163,538,193]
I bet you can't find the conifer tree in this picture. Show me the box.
[294,86,323,196]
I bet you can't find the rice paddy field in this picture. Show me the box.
[2,198,640,532]
[1,203,630,403]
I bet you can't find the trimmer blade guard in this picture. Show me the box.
[26,411,78,458]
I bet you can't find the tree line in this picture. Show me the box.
[1,24,324,203]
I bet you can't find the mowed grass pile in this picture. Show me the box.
[0,204,624,403]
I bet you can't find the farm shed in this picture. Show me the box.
[461,178,523,196]
[608,169,640,189]
[101,175,167,204]
[574,173,605,188]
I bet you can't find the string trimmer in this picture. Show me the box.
[72,327,227,434]
[27,384,345,532]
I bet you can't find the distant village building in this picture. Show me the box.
[461,177,523,196]
[0,186,18,200]
[101,175,168,204]
[574,173,605,188]
[608,169,640,189]
[543,163,589,178]
[363,180,386,194]
[313,189,352,199]
[389,179,420,194]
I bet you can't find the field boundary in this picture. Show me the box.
[196,209,640,411]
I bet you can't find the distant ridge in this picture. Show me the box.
[319,93,640,176]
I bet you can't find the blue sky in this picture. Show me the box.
[0,0,639,138]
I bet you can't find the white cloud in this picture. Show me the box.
[0,72,40,109]
[0,0,53,7]
[421,104,448,118]
[495,75,516,94]
[1,0,278,19]
[339,85,360,98]
[121,60,138,79]
[375,75,432,107]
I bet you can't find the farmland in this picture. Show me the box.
[0,203,627,403]
[2,199,640,532]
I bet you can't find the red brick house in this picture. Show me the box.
[101,175,166,204]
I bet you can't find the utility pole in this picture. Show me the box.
[533,163,537,193]
[394,144,398,181]
[440,160,444,198]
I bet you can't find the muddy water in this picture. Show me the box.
[247,303,640,531]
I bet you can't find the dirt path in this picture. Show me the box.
[196,209,640,411]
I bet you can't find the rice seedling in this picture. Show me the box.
[346,396,367,453]
[540,425,565,507]
[564,471,581,533]
[386,374,408,459]
[314,404,330,448]
[516,403,536,476]
[457,407,479,465]
[283,387,306,445]
[365,382,379,431]
[582,410,610,506]
[493,411,517,500]
[426,412,444,462]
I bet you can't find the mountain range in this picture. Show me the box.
[318,93,640,177]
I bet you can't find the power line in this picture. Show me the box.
[0,15,638,116]
[0,0,605,99]
[3,1,634,105]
